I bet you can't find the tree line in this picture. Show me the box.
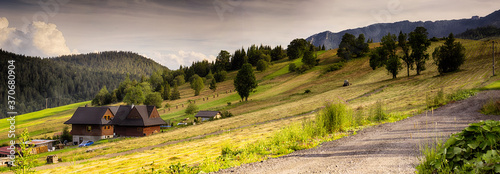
[92,44,291,107]
[369,27,465,79]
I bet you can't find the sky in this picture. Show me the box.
[0,0,498,69]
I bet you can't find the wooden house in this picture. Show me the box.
[195,111,221,122]
[64,107,114,144]
[111,105,166,137]
[65,105,167,143]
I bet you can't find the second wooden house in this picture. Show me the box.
[110,105,166,137]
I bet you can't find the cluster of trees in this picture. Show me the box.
[93,43,289,106]
[337,33,370,60]
[456,26,500,40]
[287,38,325,73]
[370,27,465,79]
[0,50,163,117]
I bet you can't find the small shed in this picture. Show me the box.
[195,111,221,122]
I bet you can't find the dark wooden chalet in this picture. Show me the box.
[110,105,166,137]
[194,111,221,122]
[64,107,114,144]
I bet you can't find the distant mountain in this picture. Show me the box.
[0,50,167,116]
[307,9,500,49]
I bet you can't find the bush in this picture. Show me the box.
[323,62,344,73]
[481,99,500,115]
[288,63,296,72]
[185,103,198,115]
[256,59,268,72]
[296,65,309,74]
[220,110,233,118]
[448,89,476,101]
[214,70,227,82]
[304,89,311,94]
[416,120,500,173]
[426,89,447,108]
[371,101,388,122]
[316,101,352,134]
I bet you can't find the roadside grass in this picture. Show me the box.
[481,99,500,115]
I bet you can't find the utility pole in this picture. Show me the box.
[493,41,496,76]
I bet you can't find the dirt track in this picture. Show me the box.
[216,90,500,174]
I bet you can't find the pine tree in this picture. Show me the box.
[234,63,258,101]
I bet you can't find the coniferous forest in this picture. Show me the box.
[0,50,166,117]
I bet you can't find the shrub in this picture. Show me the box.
[426,88,447,108]
[481,99,500,115]
[227,102,231,106]
[304,89,311,94]
[296,65,309,74]
[316,101,352,134]
[447,89,476,101]
[288,63,296,72]
[417,120,500,173]
[220,110,233,118]
[185,103,198,115]
[371,101,388,122]
[167,162,200,174]
[256,59,268,72]
[324,62,345,73]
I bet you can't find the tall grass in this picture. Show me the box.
[370,101,388,122]
[316,101,353,134]
[481,99,500,115]
[426,88,447,108]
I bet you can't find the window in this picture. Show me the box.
[137,127,143,132]
[104,115,112,120]
[86,126,92,132]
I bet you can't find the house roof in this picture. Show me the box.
[111,105,166,126]
[26,139,57,145]
[64,107,113,125]
[0,146,19,156]
[195,111,221,118]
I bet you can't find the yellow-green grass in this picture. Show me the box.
[482,80,500,90]
[0,101,90,144]
[39,113,316,173]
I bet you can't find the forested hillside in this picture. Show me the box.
[53,51,165,76]
[456,26,500,40]
[0,50,166,117]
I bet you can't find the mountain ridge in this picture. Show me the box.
[307,9,500,49]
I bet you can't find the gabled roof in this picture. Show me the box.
[64,107,112,125]
[195,111,221,118]
[111,105,166,127]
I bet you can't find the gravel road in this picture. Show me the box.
[216,90,500,174]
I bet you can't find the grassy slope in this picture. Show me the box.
[2,39,500,173]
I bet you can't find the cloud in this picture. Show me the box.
[0,17,77,57]
[150,50,216,70]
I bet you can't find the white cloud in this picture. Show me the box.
[0,17,78,57]
[149,50,216,70]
